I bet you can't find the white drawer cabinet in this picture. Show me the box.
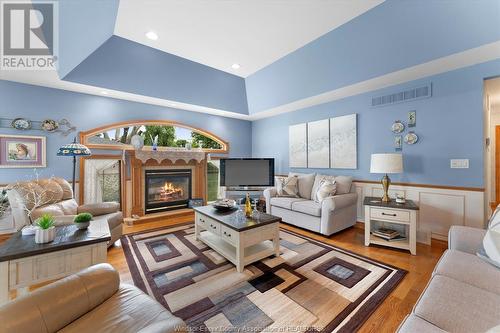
[364,197,419,255]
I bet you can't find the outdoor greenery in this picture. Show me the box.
[74,213,93,223]
[0,190,9,218]
[94,124,223,149]
[36,214,55,229]
[191,132,222,149]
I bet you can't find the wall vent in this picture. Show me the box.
[371,83,432,107]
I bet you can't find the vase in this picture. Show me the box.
[35,226,56,244]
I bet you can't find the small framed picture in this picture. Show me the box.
[0,134,46,168]
[394,136,402,151]
[188,198,204,208]
[408,110,416,127]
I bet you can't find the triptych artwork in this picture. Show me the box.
[289,114,357,169]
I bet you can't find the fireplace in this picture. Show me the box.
[144,169,192,214]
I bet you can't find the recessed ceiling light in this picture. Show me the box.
[231,63,241,69]
[146,31,158,40]
[100,91,108,95]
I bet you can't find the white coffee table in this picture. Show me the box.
[194,205,281,272]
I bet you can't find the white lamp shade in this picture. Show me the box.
[370,153,403,174]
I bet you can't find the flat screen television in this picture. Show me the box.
[220,158,275,187]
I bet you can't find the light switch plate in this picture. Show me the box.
[450,159,469,169]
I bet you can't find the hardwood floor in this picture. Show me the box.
[108,216,447,333]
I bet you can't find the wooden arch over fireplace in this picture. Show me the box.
[79,120,229,154]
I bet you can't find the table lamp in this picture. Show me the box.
[57,138,91,194]
[370,153,403,202]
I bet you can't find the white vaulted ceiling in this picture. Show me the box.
[113,0,384,77]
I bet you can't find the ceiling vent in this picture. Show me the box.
[371,83,432,107]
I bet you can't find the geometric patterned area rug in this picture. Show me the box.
[121,223,406,332]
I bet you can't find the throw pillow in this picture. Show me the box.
[477,214,500,269]
[276,176,299,197]
[289,172,315,199]
[315,179,337,203]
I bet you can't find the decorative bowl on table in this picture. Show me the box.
[212,199,237,212]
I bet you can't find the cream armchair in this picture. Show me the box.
[7,177,123,246]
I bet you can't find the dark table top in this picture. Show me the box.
[194,205,281,232]
[363,196,419,210]
[0,220,111,262]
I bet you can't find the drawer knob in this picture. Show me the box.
[381,212,397,217]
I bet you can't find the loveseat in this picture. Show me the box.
[397,225,500,332]
[0,263,186,333]
[7,177,123,246]
[264,173,358,235]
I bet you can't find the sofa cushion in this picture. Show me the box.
[275,176,299,197]
[57,199,79,215]
[414,275,500,333]
[291,200,321,217]
[314,179,337,202]
[31,204,66,220]
[53,177,73,200]
[36,179,64,204]
[59,284,185,333]
[397,314,446,333]
[10,181,44,210]
[289,172,315,199]
[78,202,120,216]
[480,216,500,269]
[434,250,500,295]
[332,175,353,194]
[270,197,306,210]
[311,174,335,199]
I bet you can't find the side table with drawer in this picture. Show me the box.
[363,196,419,255]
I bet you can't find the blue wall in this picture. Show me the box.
[63,36,249,115]
[0,81,252,184]
[252,59,500,188]
[246,0,500,114]
[57,0,119,78]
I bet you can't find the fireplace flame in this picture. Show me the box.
[160,182,183,200]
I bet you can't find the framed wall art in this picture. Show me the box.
[289,123,307,168]
[307,119,330,168]
[0,134,46,168]
[330,114,357,169]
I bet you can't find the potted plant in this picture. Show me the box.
[74,212,93,230]
[35,213,56,244]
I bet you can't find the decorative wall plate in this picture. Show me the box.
[11,118,32,130]
[404,131,418,144]
[41,119,59,132]
[391,120,405,133]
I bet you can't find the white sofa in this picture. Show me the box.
[263,173,358,236]
[397,225,500,333]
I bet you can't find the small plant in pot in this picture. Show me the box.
[74,213,93,230]
[35,214,56,244]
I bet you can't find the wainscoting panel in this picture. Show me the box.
[419,192,465,241]
[354,181,485,244]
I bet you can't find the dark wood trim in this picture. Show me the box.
[353,179,484,192]
[276,175,483,192]
[79,119,229,154]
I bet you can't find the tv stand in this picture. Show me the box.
[223,187,267,205]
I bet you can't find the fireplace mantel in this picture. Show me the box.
[129,151,207,217]
[134,148,206,164]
